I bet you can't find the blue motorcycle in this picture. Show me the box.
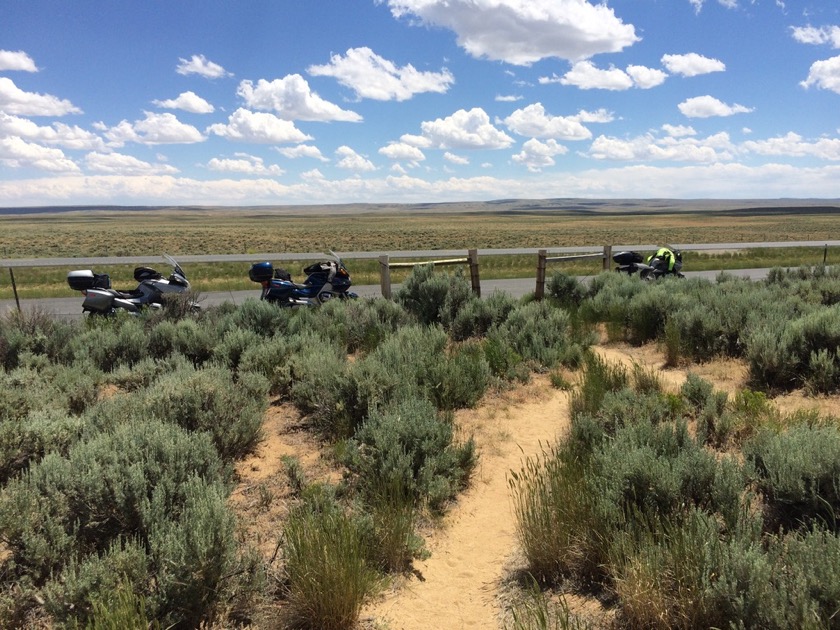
[248,251,357,307]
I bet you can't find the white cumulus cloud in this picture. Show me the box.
[444,152,469,165]
[512,138,567,172]
[335,146,376,172]
[0,77,81,116]
[153,91,214,113]
[0,50,38,72]
[308,47,454,101]
[275,144,328,161]
[678,95,753,118]
[626,65,668,88]
[207,153,285,175]
[176,54,232,79]
[661,53,725,77]
[237,75,362,122]
[800,55,840,94]
[378,142,426,164]
[502,103,592,140]
[207,108,312,144]
[102,111,205,146]
[552,61,635,90]
[791,25,840,48]
[742,132,840,160]
[85,151,179,175]
[588,131,734,162]
[419,107,514,149]
[0,113,106,150]
[0,136,79,172]
[385,0,639,65]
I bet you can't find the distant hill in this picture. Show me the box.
[1,199,839,217]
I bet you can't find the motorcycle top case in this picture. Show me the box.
[249,261,274,283]
[67,270,111,291]
[612,251,643,265]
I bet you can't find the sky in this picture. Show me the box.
[1,0,840,207]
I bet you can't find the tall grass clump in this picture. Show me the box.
[281,499,379,630]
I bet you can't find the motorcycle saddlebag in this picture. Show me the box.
[67,270,111,291]
[249,261,274,283]
[134,266,161,281]
[612,251,643,265]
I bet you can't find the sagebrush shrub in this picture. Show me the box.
[143,365,268,460]
[344,396,476,513]
[745,424,840,530]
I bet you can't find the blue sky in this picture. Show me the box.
[1,0,840,206]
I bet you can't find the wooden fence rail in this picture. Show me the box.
[378,249,480,299]
[534,246,613,300]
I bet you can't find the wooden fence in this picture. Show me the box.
[378,249,480,299]
[4,241,840,308]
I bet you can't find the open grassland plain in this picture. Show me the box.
[1,199,839,299]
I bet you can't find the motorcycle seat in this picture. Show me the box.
[112,289,145,299]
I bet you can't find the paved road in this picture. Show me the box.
[0,268,771,319]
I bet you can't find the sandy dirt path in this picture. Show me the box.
[364,376,571,630]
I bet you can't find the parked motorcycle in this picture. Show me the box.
[613,247,684,280]
[248,251,357,307]
[67,254,199,315]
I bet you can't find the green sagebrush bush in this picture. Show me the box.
[745,424,840,531]
[146,317,216,366]
[283,298,412,354]
[281,498,380,630]
[344,396,477,513]
[67,316,149,372]
[547,271,588,309]
[324,325,491,437]
[449,290,518,342]
[490,300,586,369]
[0,309,78,370]
[747,306,840,393]
[0,420,252,628]
[142,365,268,461]
[396,264,474,326]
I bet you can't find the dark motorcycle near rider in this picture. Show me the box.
[613,246,684,279]
[67,254,198,315]
[248,251,357,307]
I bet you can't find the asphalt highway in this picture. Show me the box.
[0,268,771,320]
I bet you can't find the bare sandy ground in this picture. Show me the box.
[230,341,839,629]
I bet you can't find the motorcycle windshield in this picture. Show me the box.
[163,254,185,278]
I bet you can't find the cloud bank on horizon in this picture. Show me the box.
[1,0,840,206]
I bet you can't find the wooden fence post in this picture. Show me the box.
[468,249,480,298]
[379,254,392,299]
[603,245,612,271]
[535,249,547,301]
[9,268,20,313]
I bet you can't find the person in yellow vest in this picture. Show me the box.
[646,246,682,276]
